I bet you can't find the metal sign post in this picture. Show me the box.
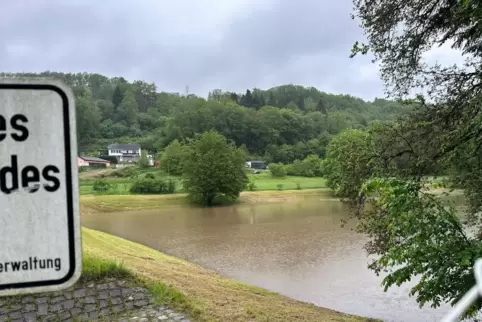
[0,79,82,296]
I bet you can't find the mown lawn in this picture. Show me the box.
[247,171,326,190]
[78,168,327,195]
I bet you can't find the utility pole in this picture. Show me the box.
[185,85,189,97]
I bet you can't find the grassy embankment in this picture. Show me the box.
[78,167,327,195]
[82,228,378,322]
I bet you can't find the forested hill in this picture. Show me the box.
[1,72,413,163]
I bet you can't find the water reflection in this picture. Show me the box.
[82,196,456,322]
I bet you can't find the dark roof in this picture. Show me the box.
[107,143,141,150]
[80,156,110,163]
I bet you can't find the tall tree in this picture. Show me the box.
[182,131,248,206]
[116,91,139,125]
[316,99,328,115]
[75,89,101,145]
[159,139,186,176]
[137,150,150,168]
[239,89,254,108]
[112,84,124,107]
[229,92,239,103]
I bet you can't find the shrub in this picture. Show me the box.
[285,155,324,177]
[276,184,284,191]
[247,181,257,191]
[129,178,176,194]
[110,183,119,193]
[138,150,150,169]
[269,163,287,177]
[78,166,89,173]
[112,166,136,178]
[159,139,187,176]
[92,180,111,193]
[145,172,155,179]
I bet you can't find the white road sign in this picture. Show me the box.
[0,79,82,296]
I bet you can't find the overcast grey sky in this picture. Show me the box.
[0,0,463,101]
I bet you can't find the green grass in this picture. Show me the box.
[247,172,326,191]
[81,254,133,282]
[79,168,327,195]
[147,283,193,313]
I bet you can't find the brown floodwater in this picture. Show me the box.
[81,196,463,322]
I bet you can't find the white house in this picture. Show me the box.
[107,143,141,163]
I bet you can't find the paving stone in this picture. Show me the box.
[63,299,75,310]
[125,301,134,310]
[50,302,63,312]
[23,311,37,321]
[36,297,49,304]
[23,303,36,312]
[99,299,109,308]
[76,313,90,321]
[51,295,66,303]
[83,304,97,313]
[96,283,109,291]
[73,289,86,298]
[21,296,35,304]
[85,289,97,296]
[100,307,111,316]
[112,304,124,313]
[134,293,146,300]
[84,296,97,304]
[9,310,22,319]
[88,311,99,320]
[59,311,71,320]
[134,300,149,307]
[98,291,110,299]
[111,297,123,305]
[122,288,134,296]
[43,314,58,322]
[38,303,49,315]
[69,307,82,316]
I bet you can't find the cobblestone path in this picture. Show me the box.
[0,279,191,322]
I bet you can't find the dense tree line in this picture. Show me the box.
[0,72,413,162]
